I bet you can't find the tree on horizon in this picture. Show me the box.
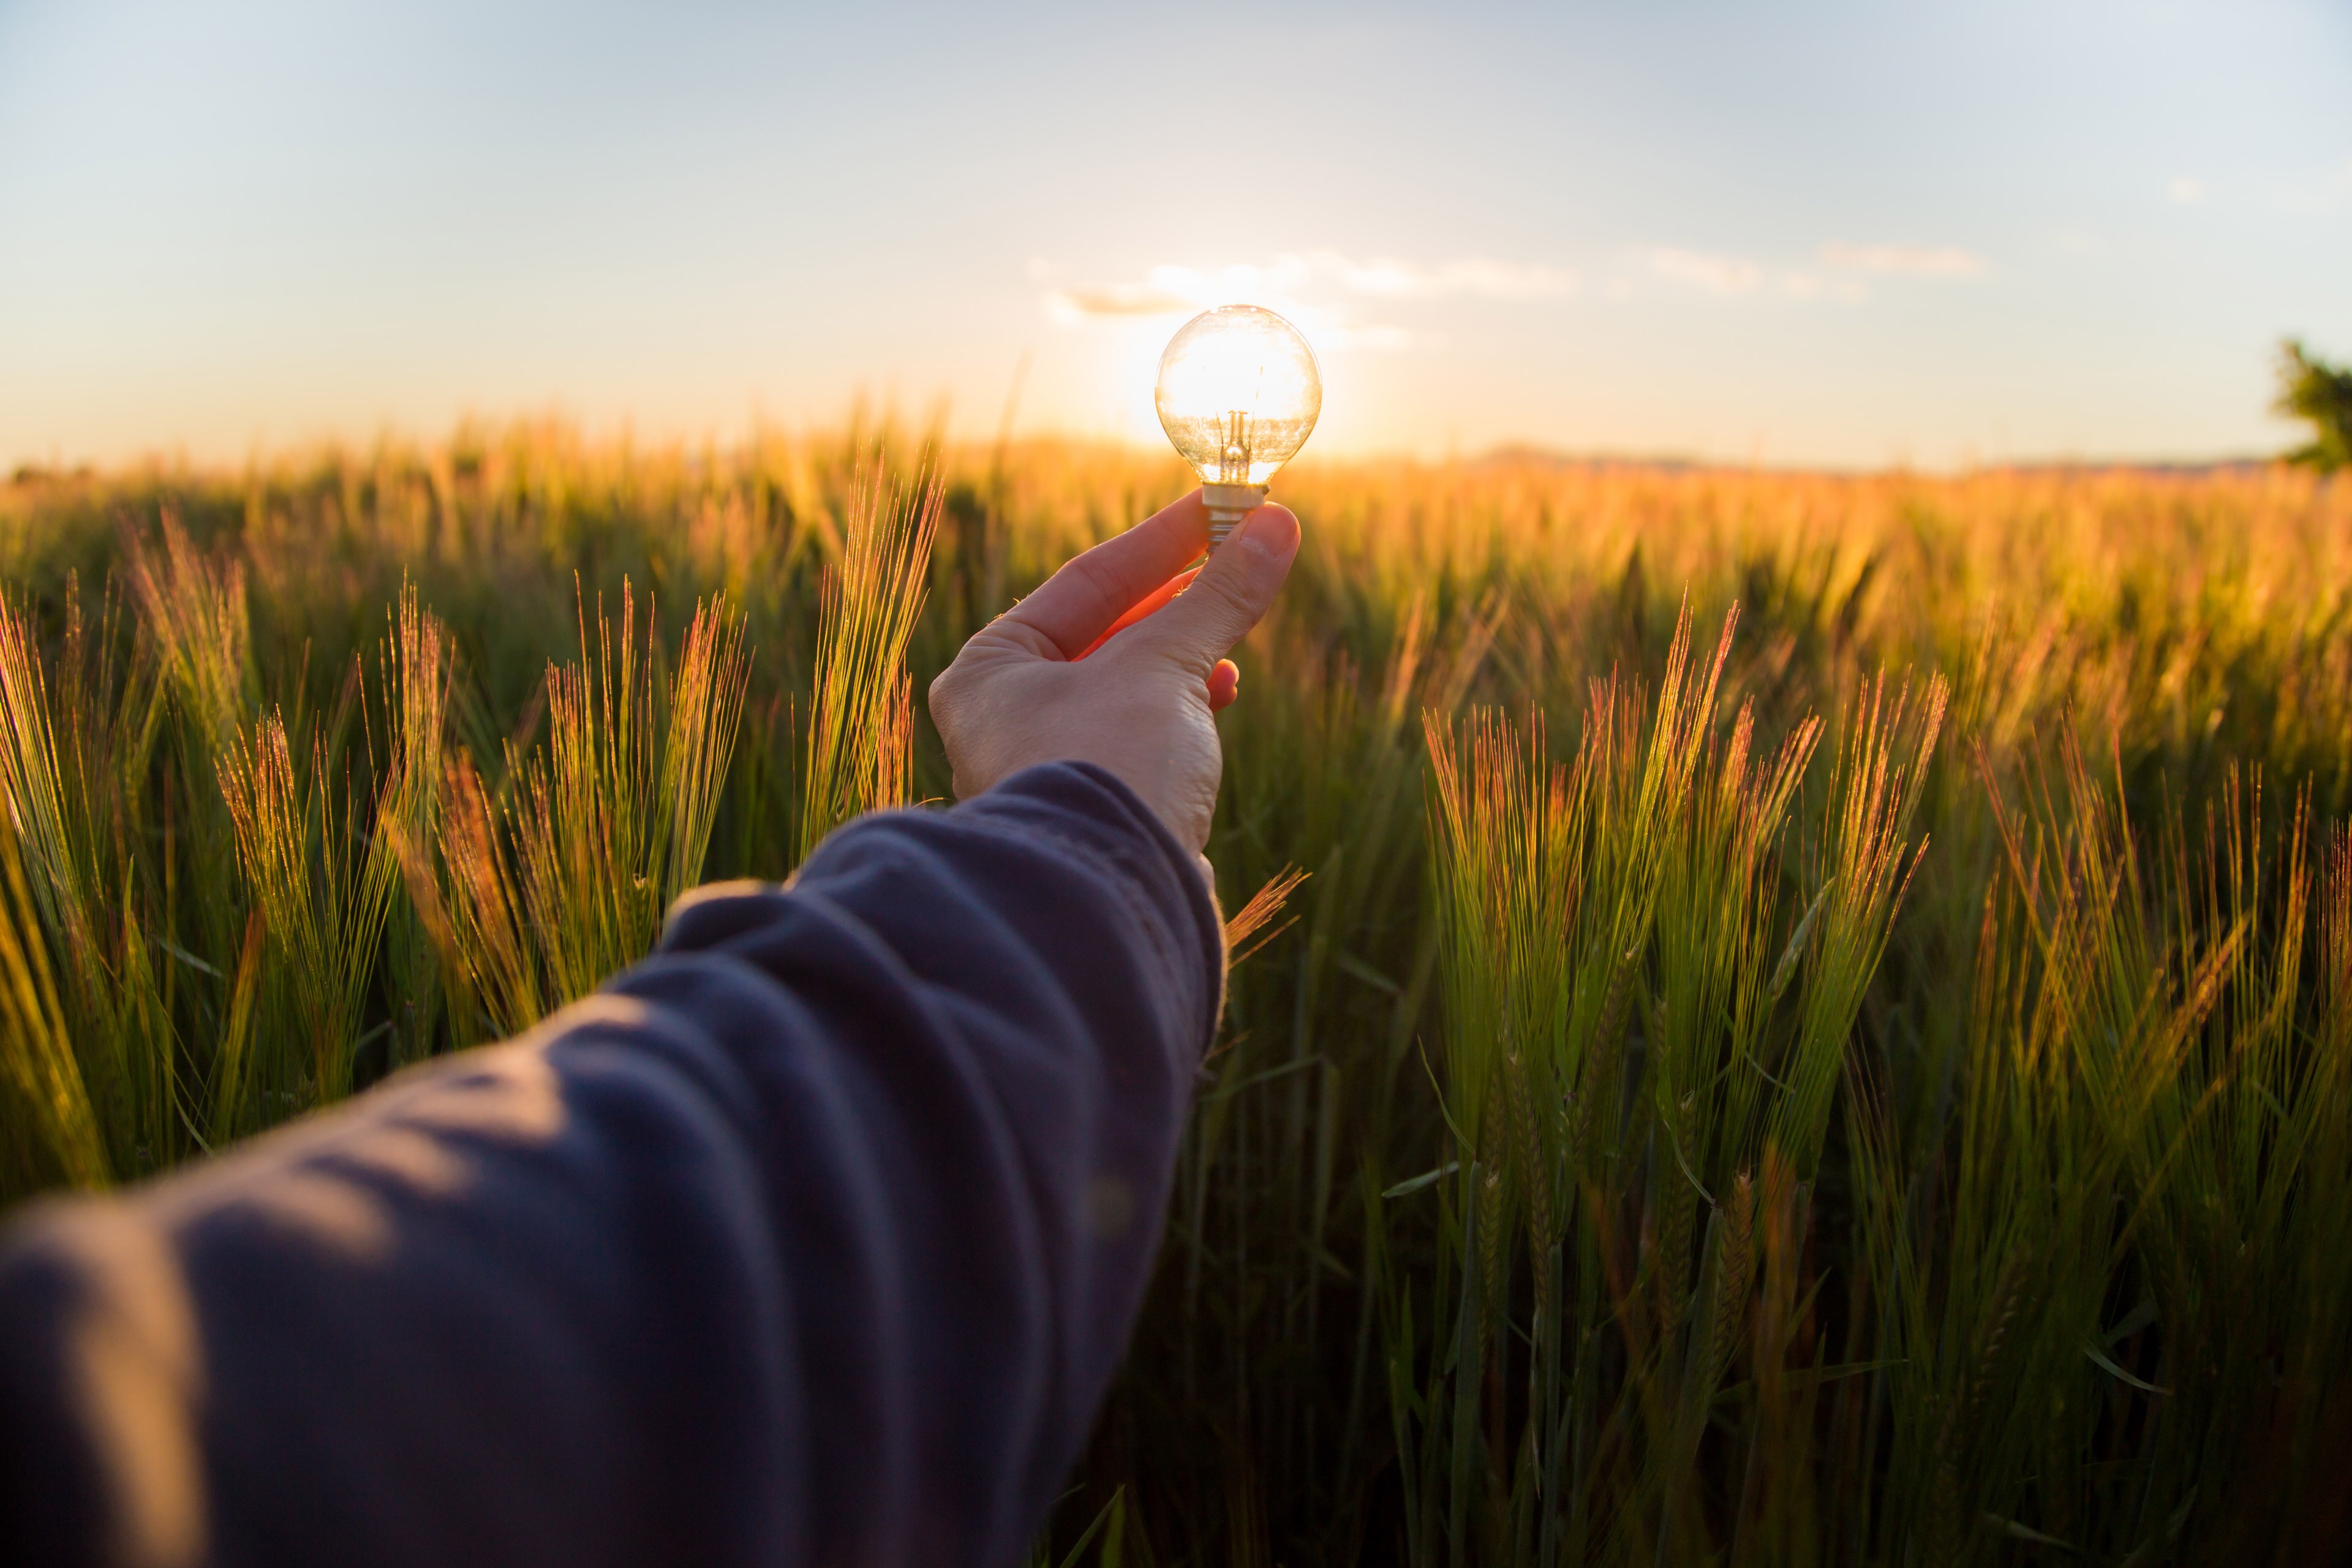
[2278,338,2352,472]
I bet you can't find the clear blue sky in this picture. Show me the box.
[2,0,2347,469]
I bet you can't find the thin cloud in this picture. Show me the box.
[1042,251,1575,316]
[1335,320,1420,351]
[1045,284,1196,317]
[1819,243,1986,279]
[1310,252,1578,300]
[1134,258,1314,304]
[1035,250,1574,346]
[1648,248,1763,295]
[2168,176,2207,205]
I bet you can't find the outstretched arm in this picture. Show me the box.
[0,491,1302,1568]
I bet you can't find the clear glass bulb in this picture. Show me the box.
[1155,305,1321,545]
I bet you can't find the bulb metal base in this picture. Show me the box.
[1202,483,1268,551]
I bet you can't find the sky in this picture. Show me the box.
[1,0,2348,470]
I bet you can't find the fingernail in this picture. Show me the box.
[1240,514,1276,558]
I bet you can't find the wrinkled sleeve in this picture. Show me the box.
[0,761,1223,1568]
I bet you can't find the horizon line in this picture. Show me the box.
[1,417,2301,488]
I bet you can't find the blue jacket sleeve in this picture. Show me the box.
[0,761,1224,1568]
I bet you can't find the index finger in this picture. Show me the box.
[998,490,1210,660]
[1072,564,1201,660]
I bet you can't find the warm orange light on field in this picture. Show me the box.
[1154,305,1322,548]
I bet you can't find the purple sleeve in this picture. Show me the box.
[0,761,1223,1568]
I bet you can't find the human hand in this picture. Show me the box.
[927,489,1302,862]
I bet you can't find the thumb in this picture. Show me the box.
[1135,503,1302,675]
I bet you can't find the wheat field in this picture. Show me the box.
[2,427,2349,1564]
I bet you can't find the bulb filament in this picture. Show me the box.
[1218,410,1254,483]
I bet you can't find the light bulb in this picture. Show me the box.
[1155,304,1322,549]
